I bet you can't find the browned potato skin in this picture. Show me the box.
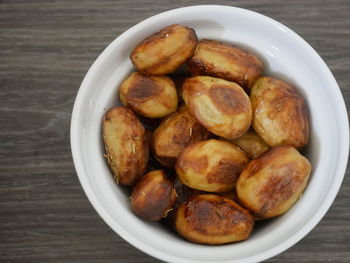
[188,39,263,90]
[103,107,149,186]
[175,194,254,244]
[130,24,198,75]
[131,170,177,221]
[176,139,249,192]
[250,77,309,149]
[182,76,252,139]
[231,129,269,159]
[152,106,211,167]
[236,145,312,219]
[119,72,178,118]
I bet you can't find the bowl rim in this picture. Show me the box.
[70,5,349,263]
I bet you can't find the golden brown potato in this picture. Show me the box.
[175,194,254,244]
[176,139,249,192]
[250,77,309,149]
[119,72,178,118]
[182,76,252,139]
[231,129,269,159]
[131,170,177,221]
[130,24,198,75]
[103,107,149,186]
[236,145,312,219]
[188,39,263,90]
[152,106,211,167]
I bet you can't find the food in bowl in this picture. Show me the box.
[182,76,252,139]
[119,72,178,118]
[250,76,309,148]
[131,170,177,221]
[175,194,254,244]
[152,106,211,167]
[102,24,311,245]
[130,24,198,75]
[175,139,249,192]
[188,39,263,91]
[236,145,312,219]
[102,107,149,186]
[230,129,270,159]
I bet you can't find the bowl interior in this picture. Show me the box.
[71,6,348,263]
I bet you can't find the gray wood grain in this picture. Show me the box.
[0,0,349,262]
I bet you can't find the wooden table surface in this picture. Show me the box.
[1,0,349,262]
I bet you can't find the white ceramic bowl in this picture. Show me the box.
[71,5,349,263]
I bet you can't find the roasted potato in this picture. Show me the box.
[176,139,249,192]
[131,170,177,221]
[182,76,252,139]
[175,194,254,244]
[130,24,198,75]
[188,39,263,90]
[119,72,178,118]
[250,77,309,149]
[103,107,149,186]
[152,106,211,167]
[231,129,269,159]
[236,145,312,219]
